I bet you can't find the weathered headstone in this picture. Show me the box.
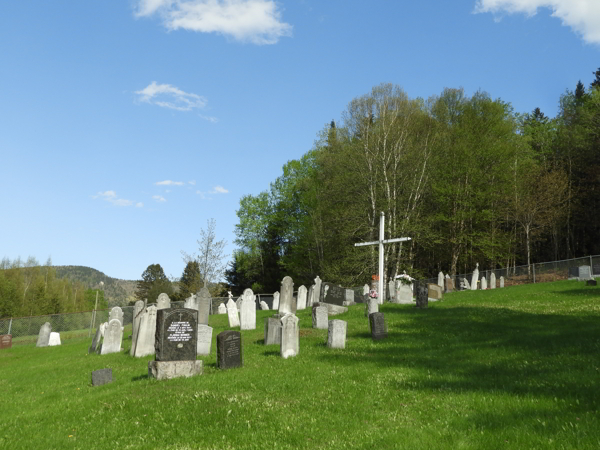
[312,305,328,329]
[315,302,348,316]
[280,314,299,359]
[321,282,346,306]
[197,324,213,356]
[369,312,387,340]
[131,300,145,354]
[490,273,496,289]
[395,281,413,304]
[226,298,240,328]
[89,326,103,354]
[218,303,227,314]
[388,280,396,302]
[196,288,211,325]
[593,263,600,277]
[471,264,479,290]
[236,297,243,312]
[499,276,505,288]
[101,319,123,355]
[568,266,579,279]
[279,276,296,315]
[365,297,379,317]
[415,282,428,308]
[260,300,269,310]
[437,271,444,288]
[217,330,242,369]
[272,291,280,310]
[481,276,488,290]
[133,305,157,357]
[108,307,124,326]
[48,332,61,346]
[95,322,107,354]
[297,285,308,310]
[444,277,455,293]
[240,288,257,331]
[362,284,370,302]
[578,265,592,280]
[314,276,322,303]
[156,293,171,310]
[91,368,113,386]
[344,289,355,306]
[0,334,12,350]
[183,294,198,310]
[427,283,442,301]
[306,286,314,308]
[327,320,347,349]
[154,308,198,362]
[586,279,597,286]
[264,317,282,345]
[461,278,471,290]
[36,322,52,347]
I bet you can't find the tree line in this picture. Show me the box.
[226,69,600,293]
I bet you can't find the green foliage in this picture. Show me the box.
[135,263,173,303]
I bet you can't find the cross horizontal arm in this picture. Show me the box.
[382,237,412,244]
[354,241,379,247]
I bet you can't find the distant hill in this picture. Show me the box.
[54,266,137,306]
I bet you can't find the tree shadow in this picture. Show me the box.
[262,350,280,357]
[131,373,149,382]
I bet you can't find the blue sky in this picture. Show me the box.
[1,0,599,281]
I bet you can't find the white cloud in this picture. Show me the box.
[93,191,135,207]
[210,185,229,194]
[135,0,292,45]
[199,114,219,123]
[153,195,167,202]
[136,202,144,208]
[155,180,185,186]
[188,180,196,185]
[475,0,600,44]
[135,82,207,112]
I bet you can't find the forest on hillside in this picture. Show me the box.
[226,70,600,294]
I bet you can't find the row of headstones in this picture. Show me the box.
[458,264,505,290]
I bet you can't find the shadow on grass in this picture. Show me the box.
[131,374,149,382]
[325,305,600,413]
[262,350,280,357]
[554,288,600,296]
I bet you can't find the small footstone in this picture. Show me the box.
[327,320,347,349]
[415,282,428,309]
[369,312,387,340]
[92,368,113,386]
[587,279,597,286]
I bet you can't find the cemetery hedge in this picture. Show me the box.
[1,280,600,449]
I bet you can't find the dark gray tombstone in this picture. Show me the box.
[88,326,103,354]
[593,263,600,276]
[264,317,282,345]
[217,330,242,369]
[91,368,113,386]
[415,282,428,309]
[587,279,597,286]
[568,267,579,279]
[369,312,387,340]
[320,282,347,306]
[155,308,198,362]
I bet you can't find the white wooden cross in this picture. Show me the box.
[355,212,411,304]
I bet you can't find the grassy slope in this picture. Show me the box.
[1,280,599,450]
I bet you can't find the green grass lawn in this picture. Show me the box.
[1,280,599,450]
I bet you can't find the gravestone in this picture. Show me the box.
[260,301,269,310]
[133,305,157,357]
[365,297,379,317]
[314,276,323,302]
[217,330,242,369]
[444,277,455,293]
[490,273,496,289]
[0,334,12,350]
[395,281,413,304]
[95,322,107,354]
[197,288,211,325]
[48,332,61,346]
[156,293,171,310]
[280,314,299,359]
[578,265,592,280]
[154,308,198,362]
[297,285,308,310]
[226,298,240,328]
[109,307,124,326]
[314,302,348,316]
[471,264,479,290]
[240,288,257,330]
[499,276,505,288]
[369,312,387,340]
[36,322,52,347]
[264,317,282,345]
[197,324,213,355]
[306,286,314,308]
[89,325,103,354]
[388,280,396,302]
[568,266,579,279]
[218,303,227,314]
[91,368,113,386]
[427,283,442,301]
[327,320,347,349]
[593,263,600,277]
[131,300,145,354]
[587,279,597,286]
[279,276,296,315]
[101,319,123,355]
[415,282,428,309]
[461,278,471,290]
[321,282,346,306]
[183,294,197,310]
[312,305,328,329]
[481,277,488,290]
[344,289,355,305]
[437,271,444,288]
[236,297,243,312]
[362,284,370,302]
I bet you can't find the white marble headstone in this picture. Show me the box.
[280,314,299,359]
[101,319,122,355]
[327,320,346,349]
[240,288,256,330]
[226,298,240,328]
[297,285,307,310]
[48,332,61,346]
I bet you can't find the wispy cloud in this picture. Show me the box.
[188,180,196,185]
[155,180,185,186]
[210,185,229,194]
[199,114,219,123]
[474,0,600,44]
[136,202,144,208]
[153,195,167,202]
[135,0,292,45]
[93,191,137,207]
[135,81,208,112]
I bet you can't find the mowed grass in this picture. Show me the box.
[1,280,599,450]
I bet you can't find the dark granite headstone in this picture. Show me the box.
[568,267,579,279]
[415,281,428,308]
[593,263,600,276]
[369,312,387,340]
[0,334,12,350]
[586,279,597,286]
[91,368,113,386]
[155,308,198,362]
[320,282,346,306]
[217,330,242,369]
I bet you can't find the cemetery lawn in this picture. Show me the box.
[1,280,599,450]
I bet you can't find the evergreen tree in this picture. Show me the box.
[135,264,173,302]
[591,68,600,90]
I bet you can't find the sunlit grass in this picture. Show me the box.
[1,280,599,449]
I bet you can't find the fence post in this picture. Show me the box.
[8,318,12,335]
[533,264,536,283]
